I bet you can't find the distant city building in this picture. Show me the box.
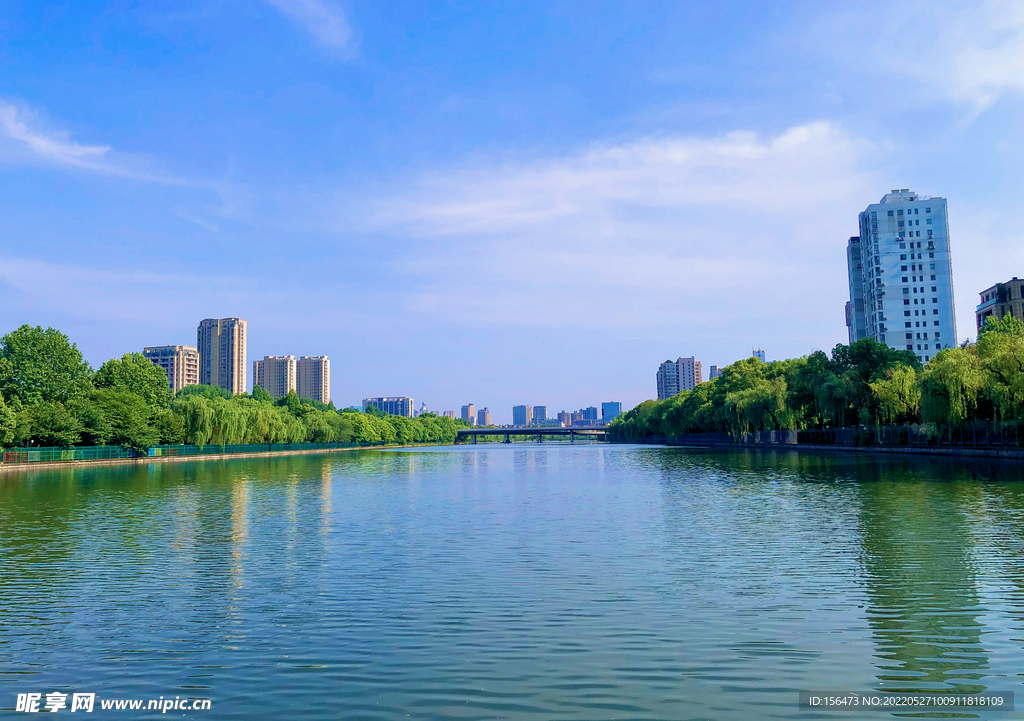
[143,345,199,393]
[197,317,247,395]
[253,355,296,399]
[557,410,572,427]
[582,406,598,422]
[977,278,1024,332]
[533,406,548,422]
[461,404,476,426]
[657,356,702,400]
[847,189,957,364]
[512,405,533,427]
[363,397,414,417]
[297,356,330,404]
[601,402,623,421]
[709,365,721,380]
[441,410,456,419]
[752,348,766,363]
[477,407,492,426]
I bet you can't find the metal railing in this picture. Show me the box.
[1,440,395,465]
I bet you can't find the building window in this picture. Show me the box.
[905,322,912,328]
[902,276,909,282]
[899,242,906,248]
[906,345,914,350]
[906,333,913,339]
[897,210,904,216]
[901,265,908,271]
[898,221,905,227]
[899,231,906,238]
[931,286,937,291]
[926,218,932,224]
[904,299,910,305]
[935,330,940,335]
[929,251,934,258]
[904,311,911,317]
[903,288,910,295]
[932,298,938,303]
[933,309,938,315]
[888,210,895,216]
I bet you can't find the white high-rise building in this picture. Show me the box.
[847,189,957,363]
[656,356,702,400]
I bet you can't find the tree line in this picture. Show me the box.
[0,325,459,450]
[608,315,1024,442]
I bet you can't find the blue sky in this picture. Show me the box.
[1,1,1022,421]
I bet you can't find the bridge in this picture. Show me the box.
[457,427,608,444]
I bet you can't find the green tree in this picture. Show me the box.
[175,384,233,401]
[173,395,214,448]
[976,315,1024,422]
[870,365,921,425]
[920,347,986,427]
[251,384,272,403]
[0,325,93,406]
[93,353,173,408]
[91,388,160,450]
[0,395,15,446]
[28,401,83,446]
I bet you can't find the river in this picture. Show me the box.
[1,445,1022,719]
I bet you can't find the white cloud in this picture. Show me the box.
[819,0,1024,110]
[0,101,112,170]
[0,99,190,185]
[263,0,353,52]
[375,121,872,236]
[359,121,882,348]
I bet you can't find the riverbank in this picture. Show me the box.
[0,442,454,473]
[658,438,1024,460]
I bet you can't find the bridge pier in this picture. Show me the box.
[472,434,477,445]
[570,431,575,444]
[503,433,510,444]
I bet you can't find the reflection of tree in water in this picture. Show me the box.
[855,479,989,696]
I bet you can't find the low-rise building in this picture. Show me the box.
[976,278,1024,332]
[143,345,199,393]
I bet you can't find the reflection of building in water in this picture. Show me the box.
[230,477,249,590]
[855,481,988,694]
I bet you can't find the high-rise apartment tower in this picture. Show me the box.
[253,355,296,399]
[297,356,330,405]
[197,318,247,395]
[656,356,702,400]
[847,190,956,363]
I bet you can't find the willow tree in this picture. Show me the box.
[977,315,1024,422]
[920,347,985,427]
[870,365,921,426]
[173,395,214,448]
